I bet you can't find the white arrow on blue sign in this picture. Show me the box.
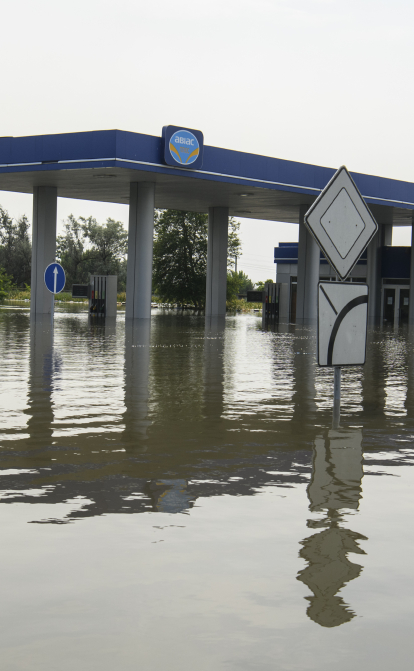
[44,262,66,294]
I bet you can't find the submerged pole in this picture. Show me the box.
[333,366,341,428]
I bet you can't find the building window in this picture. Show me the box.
[382,278,409,285]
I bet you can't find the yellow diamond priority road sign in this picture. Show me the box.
[305,166,378,280]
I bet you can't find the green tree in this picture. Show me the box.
[0,268,14,302]
[226,270,254,301]
[0,206,31,286]
[56,215,128,290]
[81,216,128,275]
[236,271,254,293]
[226,271,242,301]
[228,219,242,266]
[255,278,274,291]
[56,215,87,288]
[153,210,207,308]
[152,210,242,308]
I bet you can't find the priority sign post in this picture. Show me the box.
[304,166,378,426]
[44,262,66,322]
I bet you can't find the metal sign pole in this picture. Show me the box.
[51,291,54,325]
[333,366,341,428]
[333,366,341,401]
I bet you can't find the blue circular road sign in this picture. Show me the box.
[44,262,66,294]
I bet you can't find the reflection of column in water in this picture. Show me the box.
[103,317,116,338]
[123,319,151,448]
[297,429,367,628]
[381,330,409,417]
[405,330,414,420]
[203,316,226,423]
[361,329,386,420]
[291,325,318,428]
[26,317,61,449]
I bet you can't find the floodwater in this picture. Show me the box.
[0,306,413,670]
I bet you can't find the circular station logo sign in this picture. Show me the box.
[169,129,200,166]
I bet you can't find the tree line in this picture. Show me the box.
[0,205,268,306]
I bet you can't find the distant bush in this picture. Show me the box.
[54,292,86,303]
[0,268,15,303]
[8,287,87,303]
[6,286,127,305]
[226,298,262,313]
[7,288,29,300]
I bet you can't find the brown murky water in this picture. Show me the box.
[1,306,413,670]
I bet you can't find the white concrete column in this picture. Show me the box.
[366,226,382,323]
[30,186,57,317]
[126,182,155,319]
[205,207,229,317]
[296,206,319,322]
[408,225,414,325]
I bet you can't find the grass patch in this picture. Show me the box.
[7,288,86,303]
[7,288,30,301]
[6,287,127,304]
[5,290,261,312]
[226,299,262,313]
[55,292,87,303]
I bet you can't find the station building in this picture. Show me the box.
[274,239,411,326]
[1,126,414,324]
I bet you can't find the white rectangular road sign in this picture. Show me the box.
[318,282,368,367]
[305,166,378,280]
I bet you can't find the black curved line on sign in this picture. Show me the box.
[327,295,368,366]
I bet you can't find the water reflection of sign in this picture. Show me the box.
[297,429,367,628]
[162,125,204,169]
[318,282,368,366]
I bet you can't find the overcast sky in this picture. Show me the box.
[1,0,412,281]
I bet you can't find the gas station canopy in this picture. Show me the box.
[1,129,414,225]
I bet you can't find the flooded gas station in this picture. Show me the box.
[2,127,414,669]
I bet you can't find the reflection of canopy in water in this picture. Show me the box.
[297,429,367,627]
